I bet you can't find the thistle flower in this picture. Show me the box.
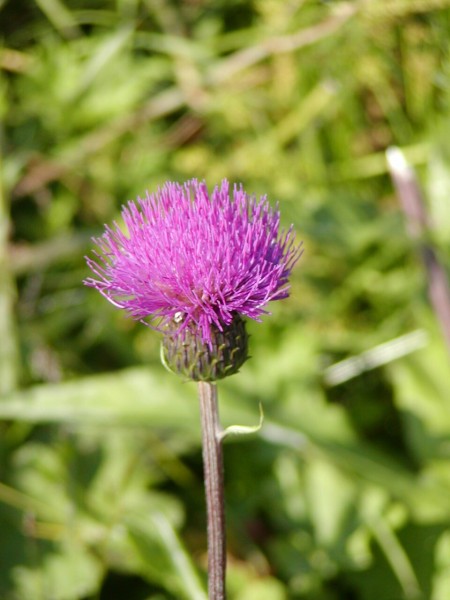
[85,179,302,380]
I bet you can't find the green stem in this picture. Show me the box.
[198,381,226,600]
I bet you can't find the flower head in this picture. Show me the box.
[85,179,302,379]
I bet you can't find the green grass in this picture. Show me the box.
[1,0,450,598]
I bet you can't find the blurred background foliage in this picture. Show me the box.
[1,0,450,598]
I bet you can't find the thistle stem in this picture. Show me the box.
[198,381,226,600]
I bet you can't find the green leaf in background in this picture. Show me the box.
[389,311,450,465]
[11,540,102,600]
[432,531,450,600]
[1,427,199,599]
[2,0,450,598]
[126,512,207,600]
[427,121,450,246]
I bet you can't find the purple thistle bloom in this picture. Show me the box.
[84,179,302,347]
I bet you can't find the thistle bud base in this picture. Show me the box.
[162,315,248,382]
